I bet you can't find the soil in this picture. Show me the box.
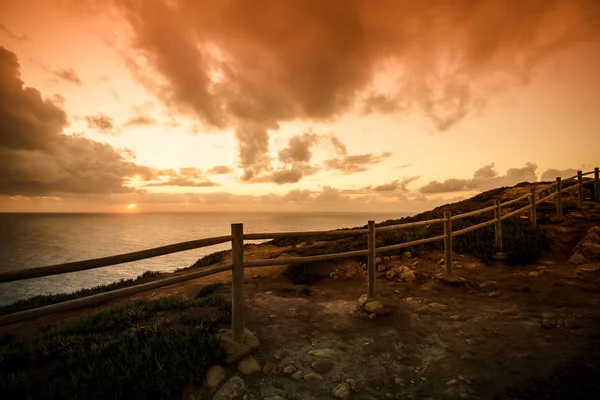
[2,200,600,400]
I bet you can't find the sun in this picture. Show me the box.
[126,203,138,212]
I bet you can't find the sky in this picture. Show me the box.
[0,0,599,213]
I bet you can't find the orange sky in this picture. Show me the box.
[1,0,599,213]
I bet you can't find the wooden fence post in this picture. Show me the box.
[494,200,503,253]
[577,170,583,208]
[367,220,376,298]
[556,177,563,219]
[443,211,453,276]
[529,186,537,228]
[594,167,599,201]
[231,223,245,342]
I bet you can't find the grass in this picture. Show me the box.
[0,294,230,399]
[176,250,228,271]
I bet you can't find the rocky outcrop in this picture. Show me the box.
[570,226,600,265]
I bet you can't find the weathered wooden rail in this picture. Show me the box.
[1,167,599,342]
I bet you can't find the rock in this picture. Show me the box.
[449,315,461,320]
[303,372,324,383]
[369,313,377,319]
[358,294,371,305]
[528,271,544,277]
[283,365,296,375]
[360,263,367,270]
[364,300,391,315]
[375,257,382,264]
[385,393,394,399]
[238,355,261,375]
[403,251,412,258]
[265,291,273,295]
[542,312,556,319]
[204,365,226,389]
[429,302,449,311]
[479,281,498,290]
[581,243,600,260]
[394,377,404,386]
[386,270,397,279]
[446,379,459,386]
[398,265,412,274]
[311,360,334,373]
[377,264,387,272]
[438,258,445,265]
[307,349,339,359]
[579,264,600,272]
[291,371,304,381]
[220,334,252,364]
[383,256,391,262]
[401,270,418,282]
[329,383,350,399]
[244,329,260,350]
[213,375,246,400]
[570,251,590,265]
[487,291,500,297]
[273,351,283,360]
[345,378,358,390]
[391,255,401,261]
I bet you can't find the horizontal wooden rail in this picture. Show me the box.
[244,249,369,268]
[561,184,579,193]
[562,174,579,182]
[581,171,596,177]
[500,204,532,221]
[451,205,496,220]
[0,236,233,284]
[0,264,233,327]
[538,191,558,203]
[375,234,446,254]
[375,218,445,232]
[535,182,558,193]
[243,228,368,240]
[500,193,530,207]
[452,218,498,237]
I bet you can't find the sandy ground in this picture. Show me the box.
[2,201,600,400]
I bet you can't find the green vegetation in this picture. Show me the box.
[0,295,230,400]
[177,250,228,271]
[283,263,319,285]
[0,271,164,316]
[196,282,228,298]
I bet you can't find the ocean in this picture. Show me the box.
[0,211,409,305]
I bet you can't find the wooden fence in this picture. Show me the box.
[0,168,599,341]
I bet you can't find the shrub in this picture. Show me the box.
[179,250,228,271]
[283,263,319,285]
[196,282,227,298]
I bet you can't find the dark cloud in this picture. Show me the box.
[369,176,420,192]
[327,133,347,156]
[85,113,115,133]
[324,152,392,174]
[53,68,82,85]
[278,132,320,163]
[206,165,233,175]
[98,0,600,176]
[0,46,156,196]
[420,162,539,194]
[0,24,28,42]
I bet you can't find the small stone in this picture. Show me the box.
[542,312,556,319]
[345,378,358,390]
[213,375,246,400]
[401,270,418,282]
[369,313,377,319]
[307,349,339,359]
[377,264,386,272]
[360,263,367,270]
[403,251,412,258]
[311,360,334,373]
[438,258,445,265]
[429,302,449,311]
[303,372,324,383]
[204,365,226,389]
[238,355,261,375]
[375,257,382,264]
[291,371,304,380]
[449,315,461,320]
[479,281,498,290]
[358,294,371,305]
[386,270,396,279]
[265,291,273,295]
[394,377,404,386]
[269,314,276,319]
[273,351,283,360]
[364,300,390,315]
[446,379,459,386]
[487,291,500,297]
[385,393,394,399]
[383,256,391,262]
[332,383,351,399]
[283,365,296,375]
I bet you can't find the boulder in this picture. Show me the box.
[364,300,391,315]
[307,349,339,359]
[238,355,261,375]
[204,365,226,390]
[332,383,351,399]
[213,375,246,400]
[219,329,260,364]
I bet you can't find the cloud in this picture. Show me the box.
[284,189,311,202]
[206,165,233,175]
[315,186,342,202]
[143,166,224,187]
[278,132,320,163]
[96,0,600,176]
[53,68,82,85]
[143,178,219,187]
[539,168,578,182]
[369,176,420,192]
[324,152,392,174]
[327,133,347,156]
[0,46,156,196]
[123,115,158,126]
[0,24,28,42]
[420,162,539,194]
[85,113,115,133]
